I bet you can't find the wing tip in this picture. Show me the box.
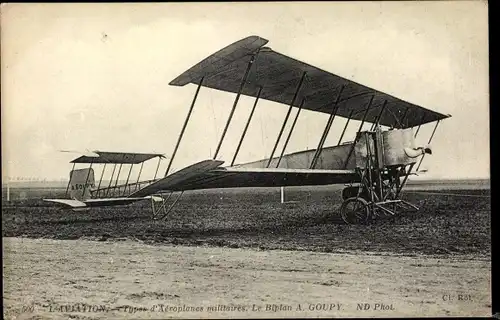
[248,35,269,46]
[169,35,269,87]
[43,198,87,208]
[169,79,184,86]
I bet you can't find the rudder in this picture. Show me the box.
[68,168,95,200]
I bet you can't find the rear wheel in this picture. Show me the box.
[340,197,370,224]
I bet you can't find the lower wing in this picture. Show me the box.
[131,163,359,194]
[168,167,360,191]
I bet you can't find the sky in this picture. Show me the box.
[1,2,489,181]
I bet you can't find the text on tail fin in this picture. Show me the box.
[69,168,95,200]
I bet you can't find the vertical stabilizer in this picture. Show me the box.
[69,168,95,200]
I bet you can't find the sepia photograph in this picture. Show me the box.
[2,2,490,318]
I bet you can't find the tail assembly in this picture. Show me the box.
[68,168,95,200]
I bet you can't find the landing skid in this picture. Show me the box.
[372,199,419,218]
[151,191,184,220]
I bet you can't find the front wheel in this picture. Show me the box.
[340,197,371,224]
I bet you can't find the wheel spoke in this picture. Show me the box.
[355,212,365,220]
[353,202,360,211]
[341,197,370,225]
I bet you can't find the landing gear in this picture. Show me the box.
[340,197,370,224]
[338,129,420,225]
[151,191,184,220]
[342,185,369,201]
[339,183,419,225]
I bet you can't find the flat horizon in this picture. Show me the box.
[1,177,491,189]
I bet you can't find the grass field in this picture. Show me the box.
[1,181,491,257]
[2,181,491,319]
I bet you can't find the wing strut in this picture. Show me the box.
[231,86,262,166]
[337,110,354,145]
[343,95,375,169]
[214,54,256,160]
[165,76,204,177]
[82,161,93,197]
[267,71,307,168]
[134,162,145,191]
[153,157,161,180]
[113,164,123,194]
[370,100,387,130]
[277,98,305,167]
[416,120,440,171]
[105,164,117,197]
[414,114,426,137]
[310,84,346,169]
[122,164,134,196]
[96,163,107,198]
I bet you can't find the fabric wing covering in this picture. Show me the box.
[129,160,359,195]
[71,151,164,164]
[170,36,450,129]
[163,168,360,191]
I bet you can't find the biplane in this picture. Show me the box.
[45,35,451,224]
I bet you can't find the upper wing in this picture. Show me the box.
[170,36,450,129]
